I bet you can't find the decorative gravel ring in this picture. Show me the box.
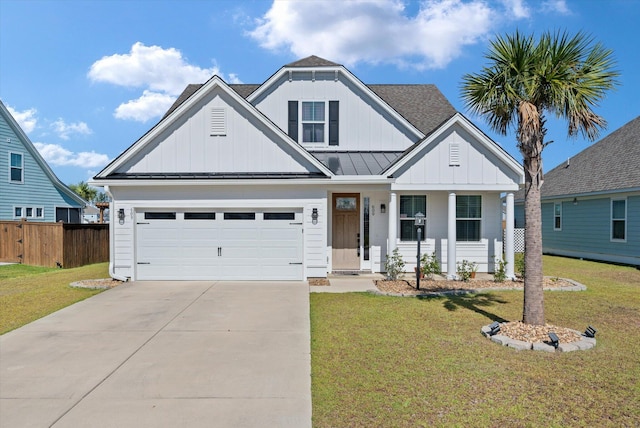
[481,322,596,352]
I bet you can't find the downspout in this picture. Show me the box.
[105,186,128,282]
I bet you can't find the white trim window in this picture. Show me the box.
[9,152,23,183]
[456,195,482,242]
[301,101,325,143]
[554,203,562,231]
[399,195,426,241]
[611,199,626,241]
[14,206,23,218]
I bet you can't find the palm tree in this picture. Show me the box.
[69,181,97,203]
[461,31,618,325]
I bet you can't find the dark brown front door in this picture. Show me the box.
[332,193,360,270]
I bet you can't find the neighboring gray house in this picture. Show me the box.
[0,100,85,222]
[515,116,640,266]
[93,56,523,281]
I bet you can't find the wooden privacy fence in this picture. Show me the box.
[0,220,109,268]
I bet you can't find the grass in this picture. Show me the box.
[0,262,109,335]
[311,256,640,427]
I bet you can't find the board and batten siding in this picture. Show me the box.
[252,71,418,152]
[108,185,327,280]
[0,117,82,222]
[393,124,521,187]
[542,194,640,265]
[119,88,322,175]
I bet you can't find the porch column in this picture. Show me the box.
[505,192,515,279]
[388,192,397,256]
[447,192,457,279]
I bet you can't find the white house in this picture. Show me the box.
[92,56,523,281]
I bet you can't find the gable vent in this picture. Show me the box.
[449,143,460,166]
[210,107,226,136]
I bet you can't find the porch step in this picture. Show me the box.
[330,270,373,276]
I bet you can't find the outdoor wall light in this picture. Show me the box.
[489,321,501,336]
[380,203,386,214]
[118,208,125,225]
[584,325,597,338]
[311,208,318,225]
[573,197,578,205]
[548,332,560,348]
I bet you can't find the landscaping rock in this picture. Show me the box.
[506,339,532,351]
[533,342,557,353]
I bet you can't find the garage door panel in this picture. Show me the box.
[136,210,303,281]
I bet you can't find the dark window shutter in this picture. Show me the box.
[329,101,339,146]
[288,101,298,141]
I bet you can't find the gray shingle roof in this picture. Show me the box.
[285,55,340,67]
[516,116,640,200]
[311,151,403,175]
[368,84,455,135]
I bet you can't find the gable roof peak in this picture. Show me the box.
[285,55,340,68]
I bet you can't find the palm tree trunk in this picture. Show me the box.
[523,153,545,325]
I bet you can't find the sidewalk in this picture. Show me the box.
[309,274,382,293]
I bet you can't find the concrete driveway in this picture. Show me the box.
[0,281,311,428]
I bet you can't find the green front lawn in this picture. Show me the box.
[0,263,109,334]
[311,256,640,427]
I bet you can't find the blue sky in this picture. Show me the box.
[1,0,638,187]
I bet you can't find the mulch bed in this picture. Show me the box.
[70,278,124,289]
[374,277,578,295]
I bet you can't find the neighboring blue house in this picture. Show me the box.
[515,116,640,266]
[0,100,85,223]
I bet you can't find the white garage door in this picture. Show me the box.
[135,210,303,280]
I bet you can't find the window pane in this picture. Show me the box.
[555,217,561,229]
[184,212,216,220]
[36,208,43,217]
[612,220,625,240]
[313,102,324,121]
[400,220,417,241]
[554,204,561,216]
[10,153,22,167]
[264,212,295,220]
[612,200,625,219]
[302,102,324,121]
[10,168,22,181]
[302,102,313,120]
[145,212,176,220]
[457,220,481,241]
[15,207,22,217]
[457,195,481,218]
[26,208,33,217]
[400,195,425,218]
[224,212,255,220]
[302,124,324,142]
[336,197,356,211]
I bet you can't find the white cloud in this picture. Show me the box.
[249,0,494,70]
[114,90,176,122]
[542,0,570,15]
[88,42,218,96]
[501,0,530,19]
[88,42,241,122]
[51,118,92,140]
[6,105,38,133]
[34,142,110,168]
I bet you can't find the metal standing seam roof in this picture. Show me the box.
[515,115,640,200]
[310,152,403,175]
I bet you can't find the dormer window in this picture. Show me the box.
[302,102,325,143]
[288,100,339,146]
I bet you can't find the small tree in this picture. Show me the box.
[68,181,97,203]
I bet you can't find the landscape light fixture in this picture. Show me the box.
[584,325,597,338]
[489,321,501,336]
[548,332,559,349]
[118,209,125,225]
[414,212,425,290]
[311,208,318,225]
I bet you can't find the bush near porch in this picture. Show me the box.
[311,255,640,427]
